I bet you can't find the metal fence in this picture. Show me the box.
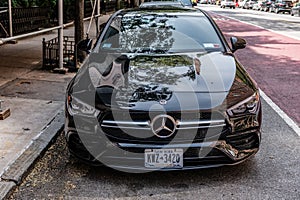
[0,7,49,38]
[42,36,76,70]
[104,0,118,14]
[0,9,9,37]
[4,0,125,70]
[41,0,121,71]
[0,0,121,38]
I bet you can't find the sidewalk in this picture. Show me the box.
[0,14,111,199]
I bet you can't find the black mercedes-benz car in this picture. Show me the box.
[65,7,262,172]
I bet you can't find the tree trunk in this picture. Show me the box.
[75,0,85,63]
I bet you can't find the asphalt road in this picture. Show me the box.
[7,5,300,200]
[7,99,300,199]
[201,4,300,39]
[200,4,300,126]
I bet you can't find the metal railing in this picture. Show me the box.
[42,36,76,70]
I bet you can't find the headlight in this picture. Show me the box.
[67,95,98,116]
[227,92,260,117]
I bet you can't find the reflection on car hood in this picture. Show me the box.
[88,51,236,92]
[84,51,240,110]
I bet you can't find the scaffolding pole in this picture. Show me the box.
[8,0,12,37]
[54,0,68,73]
[97,0,100,35]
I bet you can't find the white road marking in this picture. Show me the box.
[199,5,300,40]
[222,14,300,41]
[260,89,300,137]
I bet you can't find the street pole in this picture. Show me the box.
[8,0,13,37]
[1,2,12,119]
[58,0,63,69]
[75,0,85,67]
[54,0,68,73]
[96,0,100,35]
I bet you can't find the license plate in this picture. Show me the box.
[144,149,183,169]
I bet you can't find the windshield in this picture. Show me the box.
[98,13,224,54]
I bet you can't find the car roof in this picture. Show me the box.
[143,0,182,2]
[143,0,193,6]
[139,1,185,8]
[119,7,205,17]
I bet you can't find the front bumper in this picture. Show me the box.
[65,125,260,171]
[64,98,261,171]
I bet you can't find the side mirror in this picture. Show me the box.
[230,36,247,53]
[77,38,93,53]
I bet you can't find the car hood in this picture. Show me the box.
[79,51,245,110]
[88,51,236,92]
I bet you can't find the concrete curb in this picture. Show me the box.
[0,109,64,199]
[0,182,15,200]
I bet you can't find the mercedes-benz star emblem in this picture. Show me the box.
[159,100,167,105]
[151,115,176,138]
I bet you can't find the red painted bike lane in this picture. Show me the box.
[210,13,300,126]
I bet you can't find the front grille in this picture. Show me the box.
[226,131,259,150]
[100,111,227,144]
[183,148,232,167]
[103,111,225,121]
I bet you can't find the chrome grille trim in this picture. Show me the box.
[177,124,225,130]
[101,125,151,130]
[118,141,216,149]
[177,119,225,126]
[102,120,149,126]
[101,119,226,130]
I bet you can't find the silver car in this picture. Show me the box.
[220,0,236,8]
[291,2,300,16]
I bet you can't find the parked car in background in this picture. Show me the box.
[252,0,264,10]
[244,0,258,9]
[220,0,236,8]
[67,7,262,171]
[269,0,293,14]
[199,0,209,3]
[291,2,300,16]
[239,0,248,8]
[260,0,275,11]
